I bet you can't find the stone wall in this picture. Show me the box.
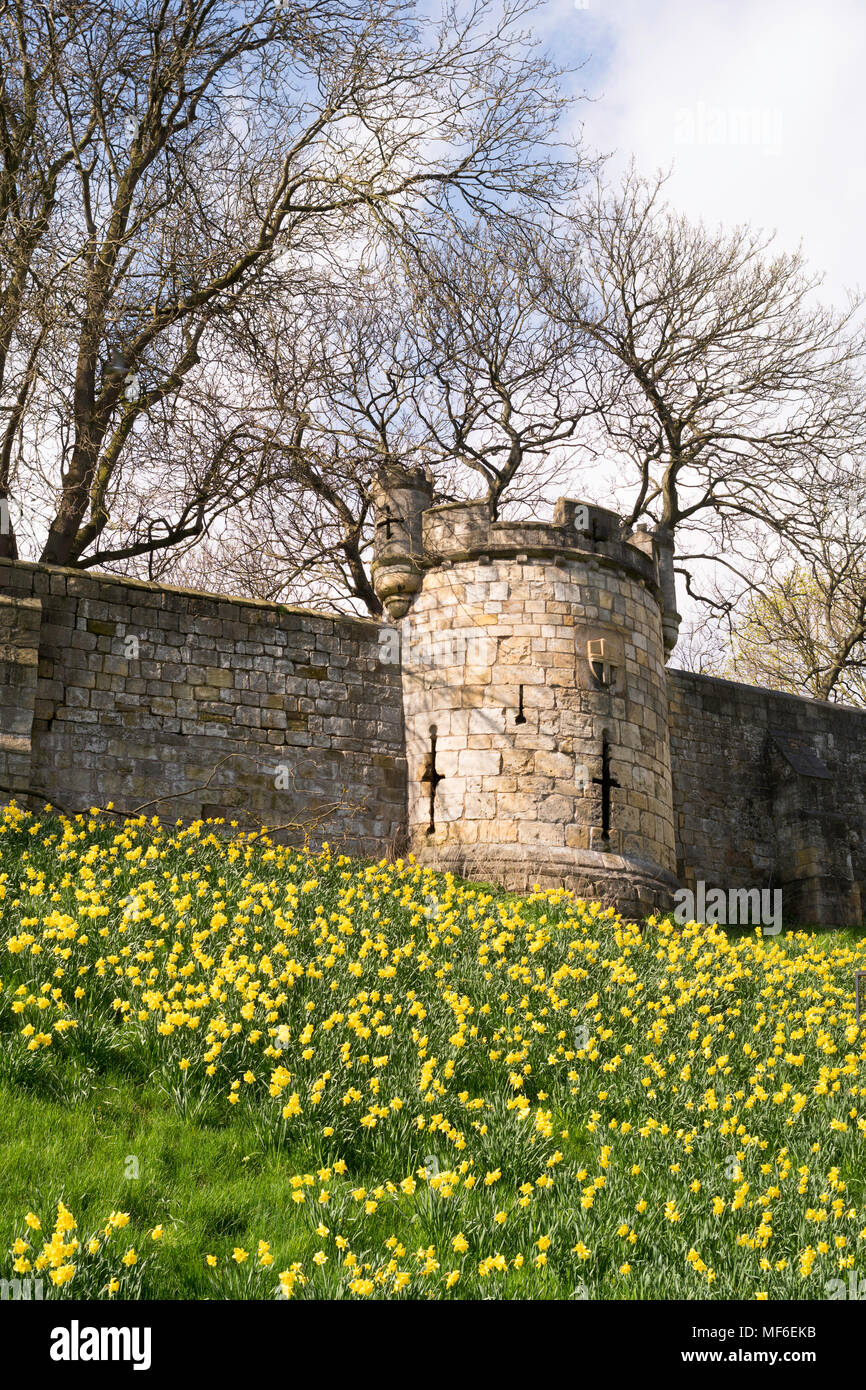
[3,550,866,925]
[668,669,866,924]
[0,558,406,854]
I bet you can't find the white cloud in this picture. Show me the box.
[545,0,866,303]
[521,0,866,664]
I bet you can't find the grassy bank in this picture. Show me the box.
[1,803,865,1300]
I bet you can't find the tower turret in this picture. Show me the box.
[369,463,433,619]
[378,490,682,920]
[651,522,681,657]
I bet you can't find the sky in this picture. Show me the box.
[535,0,866,305]
[519,0,866,663]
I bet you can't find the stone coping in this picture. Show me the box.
[668,666,866,719]
[0,556,382,633]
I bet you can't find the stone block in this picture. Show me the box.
[457,749,502,777]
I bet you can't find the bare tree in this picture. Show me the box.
[535,167,866,558]
[0,0,576,570]
[398,218,607,517]
[158,211,609,612]
[157,261,429,613]
[720,466,866,704]
[0,0,97,556]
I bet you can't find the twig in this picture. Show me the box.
[0,753,373,846]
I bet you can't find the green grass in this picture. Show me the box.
[0,1061,606,1301]
[0,1070,317,1298]
[2,804,866,1301]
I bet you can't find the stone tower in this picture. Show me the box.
[372,471,683,919]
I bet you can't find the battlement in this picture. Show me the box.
[421,498,661,594]
[370,469,681,656]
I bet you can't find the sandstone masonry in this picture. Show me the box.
[0,560,406,854]
[371,472,681,917]
[1,480,865,925]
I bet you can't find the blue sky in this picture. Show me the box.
[530,0,866,305]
